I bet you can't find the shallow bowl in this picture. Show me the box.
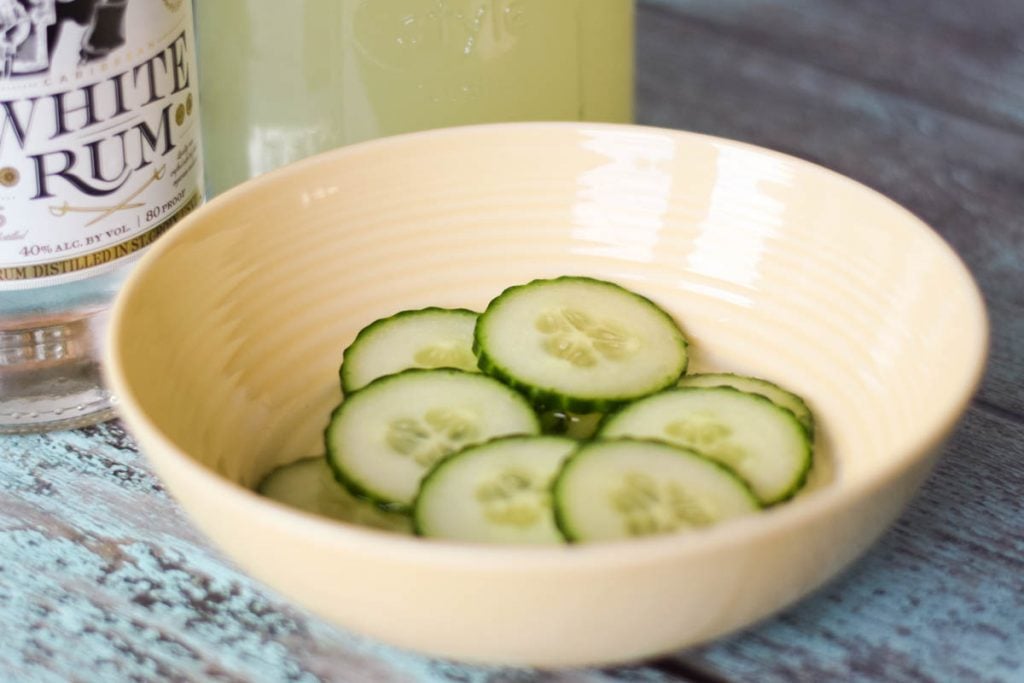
[105,123,988,667]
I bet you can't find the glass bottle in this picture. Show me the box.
[0,0,204,433]
[196,0,634,197]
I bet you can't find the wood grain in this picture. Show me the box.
[643,0,1024,133]
[0,424,403,683]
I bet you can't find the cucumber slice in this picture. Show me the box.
[554,439,759,542]
[598,387,812,505]
[678,372,814,436]
[413,435,577,544]
[474,276,688,413]
[326,368,540,510]
[340,307,479,394]
[539,410,604,440]
[257,457,411,533]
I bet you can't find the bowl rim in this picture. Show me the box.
[104,121,990,568]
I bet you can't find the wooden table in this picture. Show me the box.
[2,1,1021,680]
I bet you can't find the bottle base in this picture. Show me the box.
[0,312,116,434]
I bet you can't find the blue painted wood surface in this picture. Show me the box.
[2,1,1022,681]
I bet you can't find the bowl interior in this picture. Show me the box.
[109,123,986,523]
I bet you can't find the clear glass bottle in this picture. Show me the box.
[0,0,204,433]
[196,0,634,196]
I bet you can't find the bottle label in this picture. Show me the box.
[0,0,202,291]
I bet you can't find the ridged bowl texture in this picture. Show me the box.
[105,123,988,667]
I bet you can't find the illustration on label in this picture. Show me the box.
[0,0,128,77]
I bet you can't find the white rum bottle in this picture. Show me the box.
[0,0,203,433]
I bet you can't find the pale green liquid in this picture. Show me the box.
[196,0,635,196]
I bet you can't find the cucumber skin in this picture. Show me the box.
[473,275,690,414]
[339,306,480,395]
[597,386,814,506]
[411,434,577,541]
[677,372,815,438]
[325,367,542,513]
[552,437,761,543]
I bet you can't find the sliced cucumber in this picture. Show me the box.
[554,439,759,542]
[678,372,814,436]
[474,276,688,413]
[340,307,479,394]
[539,410,605,440]
[326,368,540,510]
[257,457,411,533]
[598,387,812,505]
[413,435,577,544]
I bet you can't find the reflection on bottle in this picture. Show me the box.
[351,0,583,132]
[196,0,634,196]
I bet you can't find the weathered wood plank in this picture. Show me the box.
[681,406,1024,682]
[643,0,1024,133]
[0,424,401,682]
[0,423,697,682]
[635,2,1024,418]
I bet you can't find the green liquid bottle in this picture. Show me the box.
[196,0,634,196]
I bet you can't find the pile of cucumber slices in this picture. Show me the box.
[257,276,815,544]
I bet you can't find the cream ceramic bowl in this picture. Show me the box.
[105,123,987,667]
